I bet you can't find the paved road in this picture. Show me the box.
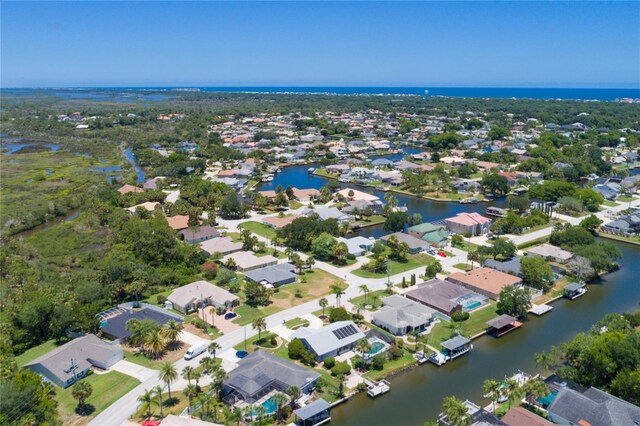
[92,199,640,425]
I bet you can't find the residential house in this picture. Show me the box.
[335,188,380,202]
[167,281,239,314]
[179,225,220,243]
[117,184,144,195]
[372,295,437,336]
[294,399,331,426]
[243,263,297,288]
[200,237,243,256]
[25,334,122,388]
[407,222,449,247]
[220,251,278,272]
[263,215,300,229]
[166,215,190,231]
[101,307,183,342]
[291,321,366,361]
[222,350,320,405]
[484,257,523,277]
[342,199,385,215]
[547,386,640,426]
[447,268,523,300]
[380,232,430,254]
[125,202,160,214]
[406,278,487,316]
[336,236,374,257]
[502,407,552,426]
[301,207,352,223]
[526,244,573,263]
[602,213,640,236]
[291,188,320,202]
[444,212,492,235]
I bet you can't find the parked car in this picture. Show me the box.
[184,342,208,360]
[236,350,248,359]
[437,251,447,258]
[224,312,237,320]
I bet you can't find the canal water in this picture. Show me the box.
[124,147,146,183]
[330,240,640,426]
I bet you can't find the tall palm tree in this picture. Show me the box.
[208,342,221,362]
[359,284,370,306]
[192,370,203,389]
[144,330,167,359]
[137,388,154,420]
[287,385,301,407]
[534,351,553,375]
[244,404,254,424]
[199,356,215,374]
[318,297,329,317]
[252,317,267,342]
[162,320,183,344]
[271,392,288,423]
[522,378,551,405]
[182,366,194,386]
[183,384,198,414]
[152,385,164,418]
[159,362,177,400]
[330,282,346,307]
[211,365,228,399]
[255,404,266,421]
[503,378,521,410]
[482,379,501,412]
[71,381,93,415]
[441,396,470,426]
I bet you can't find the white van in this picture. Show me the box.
[184,342,208,360]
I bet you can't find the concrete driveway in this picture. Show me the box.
[179,330,210,347]
[110,360,157,382]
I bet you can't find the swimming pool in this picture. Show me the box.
[536,389,558,407]
[253,396,278,416]
[463,301,482,310]
[368,342,386,355]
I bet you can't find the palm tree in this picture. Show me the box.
[359,284,370,306]
[355,338,372,356]
[468,251,481,268]
[182,366,194,386]
[244,404,254,424]
[251,317,267,342]
[152,385,164,418]
[285,247,294,262]
[229,407,242,426]
[192,370,202,390]
[503,378,521,410]
[319,297,329,317]
[159,362,177,400]
[522,378,550,405]
[137,388,155,420]
[208,341,221,362]
[330,282,346,307]
[305,256,315,270]
[199,356,215,374]
[534,351,553,375]
[71,381,93,415]
[271,392,288,423]
[441,396,470,426]
[144,330,167,359]
[385,280,393,295]
[162,320,183,344]
[287,385,301,407]
[183,384,198,414]
[211,364,228,399]
[255,404,266,421]
[482,379,501,412]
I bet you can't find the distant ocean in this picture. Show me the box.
[98,86,640,101]
[13,86,638,101]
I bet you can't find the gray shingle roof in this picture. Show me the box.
[373,295,436,330]
[548,387,640,426]
[243,263,297,285]
[225,351,319,399]
[294,398,330,420]
[486,314,516,330]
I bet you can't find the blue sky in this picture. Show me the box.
[2,1,639,88]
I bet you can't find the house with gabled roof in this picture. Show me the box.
[290,321,365,361]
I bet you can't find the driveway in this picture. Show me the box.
[179,330,210,348]
[110,360,157,382]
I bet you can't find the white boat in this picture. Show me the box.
[308,167,315,174]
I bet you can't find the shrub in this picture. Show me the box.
[388,344,403,360]
[156,295,167,305]
[451,311,470,322]
[294,289,303,298]
[201,261,218,279]
[352,357,367,370]
[356,382,368,392]
[270,335,277,346]
[331,361,351,376]
[371,356,385,371]
[329,307,351,323]
[346,253,356,260]
[323,357,336,369]
[288,338,316,366]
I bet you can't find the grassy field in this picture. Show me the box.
[284,317,310,329]
[352,253,435,278]
[453,263,474,272]
[123,344,188,369]
[15,339,60,366]
[602,200,619,207]
[239,221,277,240]
[362,351,416,381]
[452,240,481,252]
[428,302,499,344]
[56,371,140,426]
[349,289,389,310]
[233,269,343,326]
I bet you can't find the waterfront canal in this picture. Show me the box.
[331,240,640,426]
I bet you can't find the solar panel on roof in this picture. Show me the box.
[332,324,359,340]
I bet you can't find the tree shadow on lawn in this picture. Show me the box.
[75,403,96,416]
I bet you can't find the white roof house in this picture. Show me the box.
[167,281,239,314]
[336,236,374,257]
[200,237,243,256]
[301,207,353,223]
[372,295,437,336]
[291,321,365,361]
[220,251,278,272]
[526,244,573,263]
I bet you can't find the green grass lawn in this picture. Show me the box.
[284,318,310,329]
[233,332,280,353]
[239,221,277,240]
[142,289,173,307]
[453,263,474,272]
[349,289,389,310]
[428,302,499,344]
[352,253,435,278]
[224,231,242,242]
[617,195,638,203]
[56,371,140,424]
[362,351,416,381]
[15,339,60,366]
[452,240,481,252]
[602,200,618,207]
[232,304,283,326]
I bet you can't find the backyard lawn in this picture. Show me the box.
[123,344,188,370]
[349,289,390,310]
[239,221,277,240]
[428,302,499,344]
[362,351,416,381]
[56,371,140,426]
[352,253,435,278]
[15,339,60,366]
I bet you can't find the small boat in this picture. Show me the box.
[308,167,315,174]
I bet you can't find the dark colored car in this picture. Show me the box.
[236,350,248,359]
[224,312,237,320]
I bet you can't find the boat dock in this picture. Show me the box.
[429,335,473,366]
[365,379,391,397]
[564,282,588,300]
[413,352,428,364]
[529,304,553,316]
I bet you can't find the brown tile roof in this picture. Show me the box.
[263,215,299,229]
[117,184,144,195]
[502,407,553,426]
[447,268,522,298]
[166,215,190,230]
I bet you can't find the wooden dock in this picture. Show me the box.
[365,379,391,397]
[529,304,553,316]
